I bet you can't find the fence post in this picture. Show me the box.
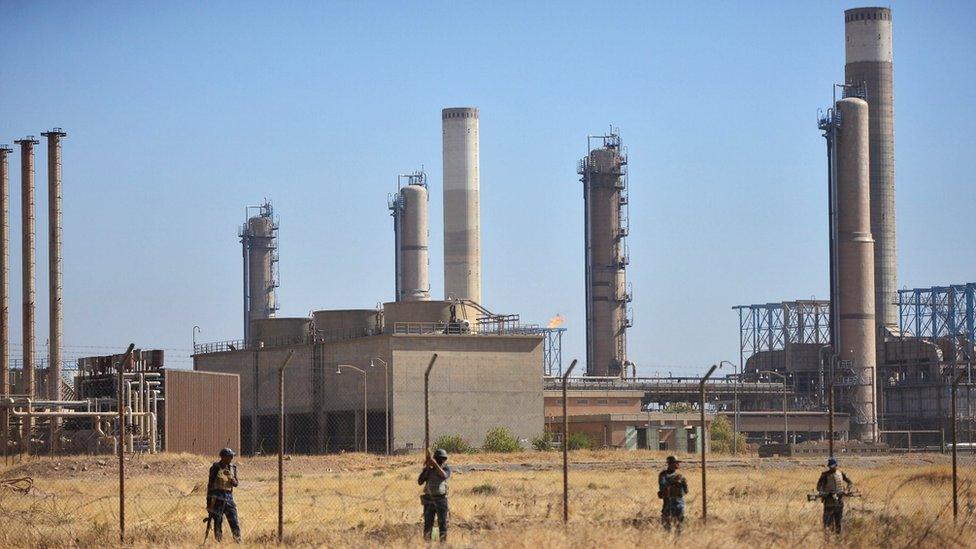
[699,364,718,525]
[951,371,965,523]
[278,350,294,543]
[423,354,438,451]
[561,359,578,524]
[116,344,135,543]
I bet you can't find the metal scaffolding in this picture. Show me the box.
[733,300,832,362]
[898,283,976,362]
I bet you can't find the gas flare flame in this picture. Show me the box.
[547,314,564,329]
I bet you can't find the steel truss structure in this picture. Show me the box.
[733,300,831,363]
[898,283,976,362]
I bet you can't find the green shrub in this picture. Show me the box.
[565,431,596,450]
[531,430,555,451]
[482,427,523,453]
[433,434,476,454]
[709,414,746,454]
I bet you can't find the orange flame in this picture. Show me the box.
[547,314,564,329]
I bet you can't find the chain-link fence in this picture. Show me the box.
[1,353,974,547]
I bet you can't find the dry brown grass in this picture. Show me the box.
[0,451,973,547]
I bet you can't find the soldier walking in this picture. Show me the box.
[418,448,451,542]
[206,447,241,543]
[658,455,688,532]
[816,457,854,534]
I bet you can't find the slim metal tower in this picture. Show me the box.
[579,130,631,377]
[0,144,11,397]
[14,136,38,398]
[41,128,66,399]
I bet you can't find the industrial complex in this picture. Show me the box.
[0,6,973,457]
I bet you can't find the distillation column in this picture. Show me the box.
[845,7,896,336]
[391,172,430,301]
[441,107,481,303]
[835,97,878,442]
[579,133,629,377]
[241,204,277,343]
[15,137,38,399]
[42,129,66,399]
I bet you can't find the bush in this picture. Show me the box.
[664,402,696,413]
[709,414,746,454]
[471,483,497,495]
[565,431,596,450]
[433,434,476,454]
[531,430,555,451]
[482,427,523,453]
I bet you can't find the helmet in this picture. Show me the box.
[433,448,448,460]
[666,455,681,464]
[827,457,837,467]
[219,448,236,458]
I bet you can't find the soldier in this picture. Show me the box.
[418,448,451,542]
[816,457,854,534]
[206,447,241,542]
[658,455,688,532]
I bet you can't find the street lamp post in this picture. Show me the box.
[718,360,738,454]
[371,358,390,455]
[758,370,789,444]
[337,364,368,453]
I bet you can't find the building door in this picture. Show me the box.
[637,428,647,449]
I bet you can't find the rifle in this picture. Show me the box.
[202,496,226,543]
[806,490,859,502]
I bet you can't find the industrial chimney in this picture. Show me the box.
[834,97,878,442]
[579,130,631,377]
[390,171,430,302]
[441,107,481,304]
[845,7,897,339]
[0,144,11,398]
[240,201,278,344]
[14,136,38,398]
[42,128,66,399]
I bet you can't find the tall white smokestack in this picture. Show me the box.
[0,144,11,398]
[441,107,481,303]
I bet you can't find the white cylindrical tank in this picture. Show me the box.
[441,107,481,303]
[312,309,383,336]
[835,97,877,443]
[399,184,430,301]
[249,317,310,347]
[247,215,276,322]
[383,300,453,328]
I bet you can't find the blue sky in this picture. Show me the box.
[1,1,973,373]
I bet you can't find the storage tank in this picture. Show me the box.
[579,132,630,377]
[442,107,481,303]
[312,309,383,338]
[383,300,454,331]
[834,97,877,442]
[249,317,310,347]
[397,182,430,301]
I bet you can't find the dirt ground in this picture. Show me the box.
[1,450,973,548]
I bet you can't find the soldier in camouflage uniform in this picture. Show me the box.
[658,455,688,532]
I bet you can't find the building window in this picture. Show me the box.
[596,399,608,405]
[577,399,588,405]
[617,399,630,405]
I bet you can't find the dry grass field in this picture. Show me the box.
[1,450,973,547]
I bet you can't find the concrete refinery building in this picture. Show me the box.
[194,301,545,454]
